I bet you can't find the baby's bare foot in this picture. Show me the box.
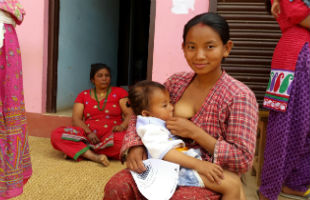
[97,154,109,166]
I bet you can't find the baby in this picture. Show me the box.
[128,80,245,200]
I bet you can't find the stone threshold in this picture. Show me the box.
[26,112,71,138]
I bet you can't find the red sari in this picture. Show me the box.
[51,87,128,160]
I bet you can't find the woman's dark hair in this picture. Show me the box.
[90,63,111,80]
[183,12,230,44]
[128,80,166,115]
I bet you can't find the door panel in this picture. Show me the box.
[217,0,281,107]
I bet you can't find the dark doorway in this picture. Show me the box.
[117,0,152,86]
[47,0,154,113]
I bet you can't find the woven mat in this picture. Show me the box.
[12,136,126,200]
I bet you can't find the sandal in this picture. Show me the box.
[279,188,310,200]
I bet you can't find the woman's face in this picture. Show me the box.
[182,24,232,76]
[91,68,111,89]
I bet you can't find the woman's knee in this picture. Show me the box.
[221,171,242,193]
[103,169,137,200]
[50,128,63,147]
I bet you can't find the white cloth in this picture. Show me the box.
[136,115,205,188]
[0,10,15,48]
[130,159,179,200]
[136,115,185,159]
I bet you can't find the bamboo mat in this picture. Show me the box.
[12,136,125,200]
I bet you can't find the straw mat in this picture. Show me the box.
[12,136,126,200]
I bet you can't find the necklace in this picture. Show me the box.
[94,87,111,111]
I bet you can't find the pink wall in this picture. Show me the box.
[152,0,209,83]
[16,0,48,113]
[16,0,208,113]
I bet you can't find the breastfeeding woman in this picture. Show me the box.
[51,63,132,166]
[104,13,258,199]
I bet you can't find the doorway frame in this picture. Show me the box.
[46,0,59,113]
[46,0,156,113]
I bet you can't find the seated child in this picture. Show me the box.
[127,80,245,200]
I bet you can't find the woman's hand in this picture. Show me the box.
[87,132,100,144]
[271,0,281,18]
[196,161,224,184]
[126,146,147,173]
[166,117,199,139]
[112,125,126,132]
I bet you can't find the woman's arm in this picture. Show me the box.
[213,93,258,173]
[120,115,146,172]
[281,0,310,28]
[163,149,224,184]
[112,97,133,132]
[271,0,281,18]
[120,98,133,127]
[299,15,310,29]
[72,103,91,133]
[72,102,100,144]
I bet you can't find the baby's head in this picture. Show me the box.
[128,80,173,121]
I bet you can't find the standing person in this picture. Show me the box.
[0,1,32,199]
[51,63,132,166]
[127,80,245,200]
[259,0,310,200]
[104,12,258,200]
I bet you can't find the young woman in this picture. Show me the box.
[104,13,258,199]
[51,63,132,166]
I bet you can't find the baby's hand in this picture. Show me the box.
[196,161,224,184]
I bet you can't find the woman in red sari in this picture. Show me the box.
[51,63,132,166]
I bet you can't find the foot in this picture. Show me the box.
[64,154,68,159]
[96,154,109,166]
[257,190,269,200]
[282,186,306,197]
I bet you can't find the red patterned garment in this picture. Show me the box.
[0,24,32,200]
[0,0,25,24]
[76,87,127,135]
[51,87,128,160]
[263,0,310,112]
[105,71,258,200]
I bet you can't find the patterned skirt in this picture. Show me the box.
[104,169,221,200]
[0,24,32,199]
[259,43,310,200]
